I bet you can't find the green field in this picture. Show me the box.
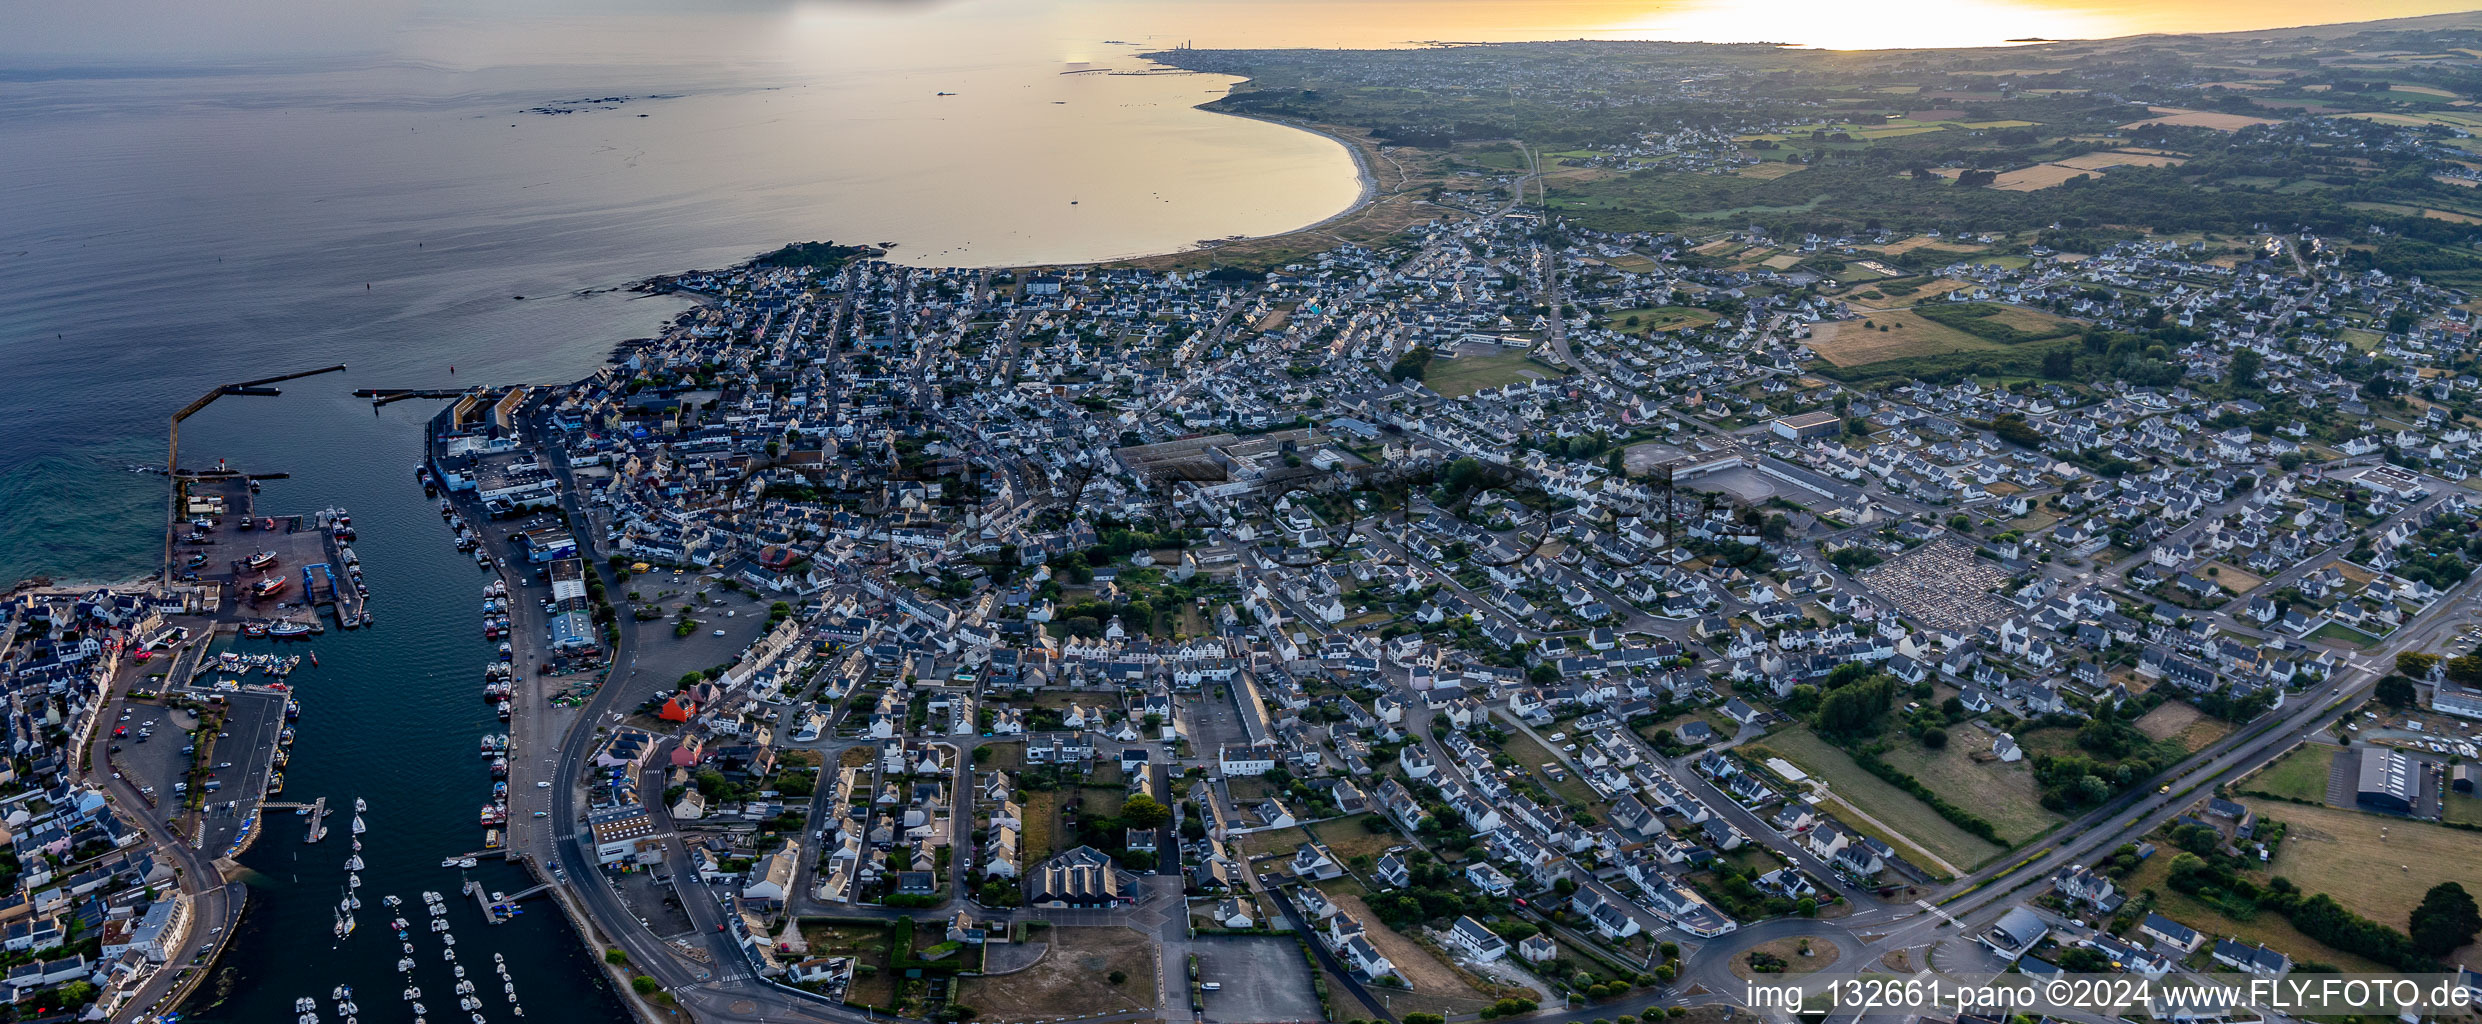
[1912,301,2079,344]
[1424,350,1562,397]
[1875,737,2066,844]
[2117,853,2393,973]
[1605,305,1720,333]
[1747,729,2005,876]
[2239,743,2335,803]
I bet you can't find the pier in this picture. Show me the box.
[274,796,331,842]
[465,877,555,924]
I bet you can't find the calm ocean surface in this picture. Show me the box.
[2,0,2464,1017]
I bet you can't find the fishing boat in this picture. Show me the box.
[270,620,312,639]
[252,575,288,599]
[244,550,279,571]
[243,620,271,638]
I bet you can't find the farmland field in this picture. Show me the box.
[1807,309,2005,367]
[1875,736,2064,844]
[2120,107,2280,131]
[2238,798,2482,964]
[2053,150,2189,170]
[1750,729,2005,875]
[1992,163,2098,191]
[2236,743,2336,803]
[1734,161,1810,180]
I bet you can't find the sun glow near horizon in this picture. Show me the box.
[1598,0,2116,49]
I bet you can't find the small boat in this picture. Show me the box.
[351,815,367,835]
[356,797,368,813]
[243,621,272,638]
[457,857,477,869]
[345,855,364,871]
[440,857,459,869]
[309,651,319,667]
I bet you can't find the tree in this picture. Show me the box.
[1947,514,1972,532]
[2375,676,2418,709]
[2229,348,2263,390]
[2449,655,2482,687]
[1815,676,1896,738]
[2396,653,2440,679]
[1108,970,1129,986]
[631,976,661,995]
[1797,897,1818,917]
[1121,794,1171,830]
[2410,882,2481,957]
[1406,1015,1446,1024]
[2171,823,2221,856]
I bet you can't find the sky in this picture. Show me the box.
[7,0,2477,63]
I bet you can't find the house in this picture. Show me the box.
[1341,933,1395,980]
[1210,897,1255,929]
[1518,933,1558,963]
[1026,846,1136,908]
[1375,850,1412,889]
[1463,862,1514,897]
[743,846,800,904]
[2054,866,2123,914]
[2140,913,2201,952]
[1290,842,1344,881]
[1446,916,1509,961]
[2212,938,2291,976]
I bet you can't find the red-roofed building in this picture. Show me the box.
[659,694,697,723]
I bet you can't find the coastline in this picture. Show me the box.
[1184,104,1383,245]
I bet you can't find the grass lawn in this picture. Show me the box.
[2236,744,2336,803]
[1605,305,1719,333]
[799,921,895,1005]
[1729,936,1844,981]
[1747,729,2004,876]
[2240,798,2482,932]
[2199,562,2266,595]
[1225,777,1275,803]
[1492,722,1603,812]
[1424,351,1563,397]
[2446,792,2482,827]
[1307,814,1405,863]
[978,741,1026,770]
[1237,825,1313,859]
[1875,736,2065,844]
[2134,701,2234,754]
[1021,789,1060,860]
[2308,621,2382,648]
[2116,854,2392,972]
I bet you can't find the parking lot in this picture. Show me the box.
[1194,934,1322,1023]
[614,867,696,939]
[105,701,195,819]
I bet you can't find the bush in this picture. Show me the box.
[631,976,660,995]
[605,948,628,965]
